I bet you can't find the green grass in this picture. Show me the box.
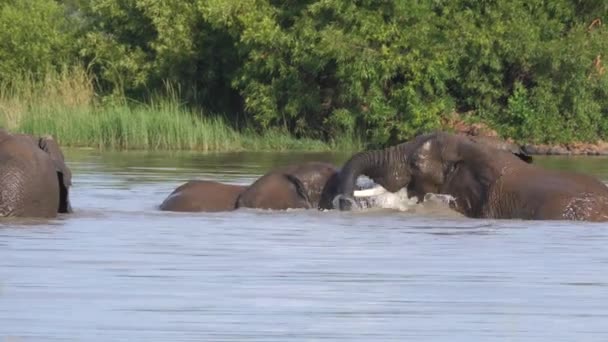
[0,67,363,151]
[16,101,354,151]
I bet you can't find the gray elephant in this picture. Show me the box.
[160,162,342,212]
[334,131,608,221]
[405,133,608,221]
[338,132,608,221]
[334,133,532,209]
[0,129,72,217]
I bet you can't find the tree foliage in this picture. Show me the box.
[1,0,608,145]
[0,0,76,81]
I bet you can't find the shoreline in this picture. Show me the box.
[521,142,608,156]
[446,117,608,156]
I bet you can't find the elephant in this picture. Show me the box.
[159,161,346,212]
[334,133,533,209]
[335,131,608,221]
[236,161,339,210]
[0,129,72,218]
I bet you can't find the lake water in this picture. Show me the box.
[1,150,608,341]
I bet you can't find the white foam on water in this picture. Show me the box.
[353,175,460,216]
[357,188,416,211]
[352,176,416,211]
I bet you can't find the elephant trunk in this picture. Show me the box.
[335,144,408,210]
[337,151,381,195]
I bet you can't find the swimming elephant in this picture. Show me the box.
[236,161,339,210]
[0,129,72,217]
[334,133,532,210]
[159,162,343,212]
[336,131,608,221]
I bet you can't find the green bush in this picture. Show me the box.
[0,0,76,81]
[76,0,242,115]
[444,1,608,143]
[201,0,454,146]
[2,0,608,147]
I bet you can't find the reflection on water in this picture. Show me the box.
[1,149,608,341]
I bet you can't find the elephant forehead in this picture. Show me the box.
[421,140,432,152]
[415,140,435,169]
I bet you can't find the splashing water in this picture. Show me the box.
[357,188,416,211]
[352,176,459,216]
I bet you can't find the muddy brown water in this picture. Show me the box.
[1,150,608,341]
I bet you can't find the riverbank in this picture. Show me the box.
[5,103,361,152]
[444,114,608,156]
[6,106,608,155]
[0,68,362,152]
[520,142,608,156]
[2,68,606,154]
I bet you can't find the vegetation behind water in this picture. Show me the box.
[1,0,608,149]
[0,67,360,151]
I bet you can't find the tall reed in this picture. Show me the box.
[0,66,363,151]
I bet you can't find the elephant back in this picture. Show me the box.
[467,135,532,163]
[0,133,60,217]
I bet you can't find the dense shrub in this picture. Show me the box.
[1,0,607,146]
[0,0,76,80]
[442,1,608,143]
[74,0,242,115]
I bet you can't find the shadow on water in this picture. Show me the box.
[1,148,608,341]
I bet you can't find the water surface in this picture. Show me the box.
[1,150,607,341]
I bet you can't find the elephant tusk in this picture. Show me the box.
[354,185,388,197]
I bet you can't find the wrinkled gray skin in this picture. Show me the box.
[334,132,532,211]
[159,181,247,212]
[160,162,340,212]
[0,129,72,217]
[337,131,608,221]
[406,133,608,221]
[335,142,415,211]
[237,161,340,210]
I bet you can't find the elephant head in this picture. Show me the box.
[236,162,339,210]
[335,132,532,211]
[405,132,608,221]
[236,172,312,210]
[403,132,503,217]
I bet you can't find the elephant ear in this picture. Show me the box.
[282,174,312,208]
[38,135,72,213]
[38,135,71,184]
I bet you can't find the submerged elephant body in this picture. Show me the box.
[0,130,72,218]
[484,165,608,220]
[336,131,608,221]
[406,133,608,221]
[159,180,247,212]
[160,162,340,212]
[236,162,339,210]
